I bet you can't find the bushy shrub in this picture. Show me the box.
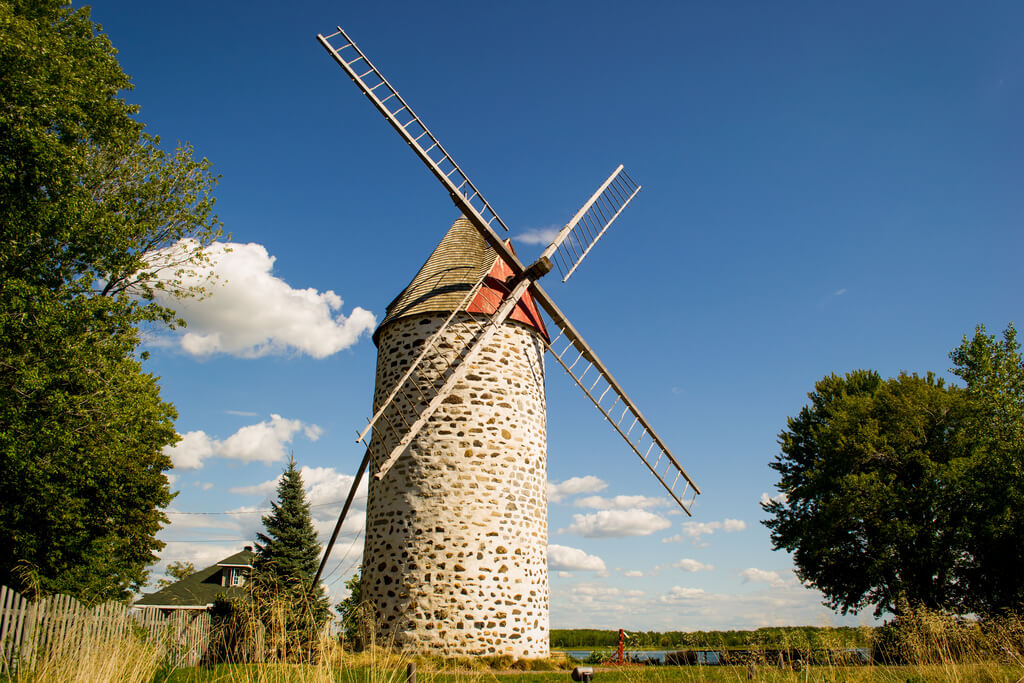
[583,648,613,664]
[873,606,982,664]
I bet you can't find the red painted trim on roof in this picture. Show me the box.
[466,256,549,340]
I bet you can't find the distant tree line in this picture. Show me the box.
[550,626,872,650]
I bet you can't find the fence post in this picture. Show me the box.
[0,586,11,675]
[407,661,417,683]
[20,601,37,670]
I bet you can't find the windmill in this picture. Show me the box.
[313,26,701,658]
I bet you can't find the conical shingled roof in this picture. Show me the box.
[374,216,547,344]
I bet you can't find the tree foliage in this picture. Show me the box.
[335,566,363,648]
[949,324,1024,615]
[252,458,330,634]
[763,324,1024,617]
[0,0,221,602]
[156,560,196,589]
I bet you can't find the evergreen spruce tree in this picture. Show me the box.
[253,457,330,636]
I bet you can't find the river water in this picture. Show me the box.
[561,650,719,664]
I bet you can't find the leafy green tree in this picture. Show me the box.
[335,566,363,648]
[0,1,221,602]
[156,560,196,589]
[949,323,1024,615]
[762,370,967,616]
[253,458,330,634]
[765,324,1024,618]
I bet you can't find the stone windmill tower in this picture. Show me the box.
[313,27,702,658]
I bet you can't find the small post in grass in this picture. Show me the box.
[407,661,416,683]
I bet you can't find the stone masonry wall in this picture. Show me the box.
[362,312,549,658]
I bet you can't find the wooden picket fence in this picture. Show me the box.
[0,585,212,674]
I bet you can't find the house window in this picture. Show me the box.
[228,568,246,587]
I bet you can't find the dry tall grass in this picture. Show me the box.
[10,602,1024,682]
[870,606,1024,682]
[13,628,162,683]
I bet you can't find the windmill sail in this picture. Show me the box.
[541,165,642,282]
[321,24,701,515]
[537,290,701,515]
[318,28,510,235]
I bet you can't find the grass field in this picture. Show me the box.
[153,662,1024,683]
[7,605,1024,682]
[9,642,1024,682]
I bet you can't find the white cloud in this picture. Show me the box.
[313,509,366,538]
[231,465,367,506]
[229,465,368,540]
[660,586,707,604]
[574,494,667,510]
[218,414,308,464]
[149,240,376,359]
[517,226,560,246]
[300,466,363,502]
[561,509,671,538]
[560,583,646,609]
[548,545,607,574]
[833,288,847,296]
[165,431,216,470]
[549,575,875,632]
[228,480,279,498]
[548,476,607,503]
[622,570,644,578]
[153,464,370,595]
[662,518,747,545]
[165,415,321,469]
[163,509,238,532]
[150,541,257,587]
[674,558,715,572]
[760,491,788,506]
[740,568,788,588]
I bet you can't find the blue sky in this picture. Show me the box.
[90,1,1022,630]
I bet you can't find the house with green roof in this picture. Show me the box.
[135,547,254,613]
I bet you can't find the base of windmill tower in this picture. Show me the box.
[348,598,551,659]
[361,311,551,658]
